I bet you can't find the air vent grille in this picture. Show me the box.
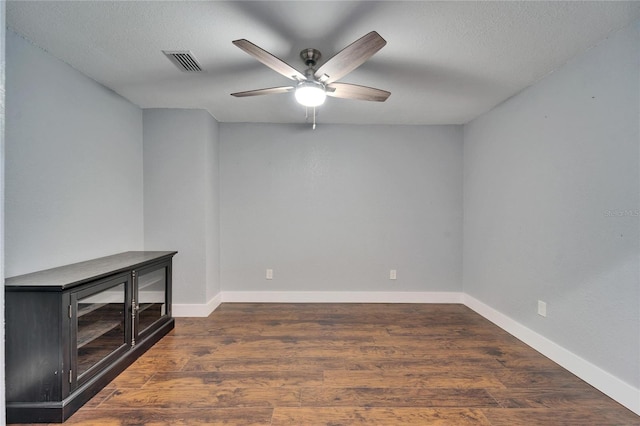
[163,50,202,72]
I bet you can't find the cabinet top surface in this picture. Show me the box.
[5,251,177,290]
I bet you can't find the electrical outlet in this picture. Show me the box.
[390,269,397,280]
[537,300,547,317]
[266,269,273,280]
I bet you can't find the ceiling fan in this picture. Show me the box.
[231,31,391,128]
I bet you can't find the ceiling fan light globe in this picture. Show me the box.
[295,82,326,107]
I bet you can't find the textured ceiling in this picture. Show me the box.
[7,1,640,125]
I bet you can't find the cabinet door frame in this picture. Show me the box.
[69,272,132,392]
[133,258,173,343]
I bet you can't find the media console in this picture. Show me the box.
[5,251,177,423]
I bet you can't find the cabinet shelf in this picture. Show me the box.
[77,302,107,317]
[138,302,160,314]
[77,320,122,348]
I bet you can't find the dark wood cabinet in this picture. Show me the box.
[5,251,177,423]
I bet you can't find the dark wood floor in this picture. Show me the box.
[17,303,640,425]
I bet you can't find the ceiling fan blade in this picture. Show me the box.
[231,86,295,97]
[326,82,390,102]
[314,31,386,84]
[233,39,306,81]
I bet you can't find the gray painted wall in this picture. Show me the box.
[5,31,143,276]
[220,123,463,293]
[143,109,220,304]
[463,22,639,387]
[205,112,221,302]
[1,1,6,420]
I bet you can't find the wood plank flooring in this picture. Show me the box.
[14,303,640,425]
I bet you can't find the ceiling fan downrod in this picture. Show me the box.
[300,48,321,68]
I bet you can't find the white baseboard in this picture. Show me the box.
[221,291,463,304]
[171,290,639,416]
[463,294,640,416]
[172,292,221,317]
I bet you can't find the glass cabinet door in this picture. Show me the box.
[71,273,130,388]
[135,261,170,340]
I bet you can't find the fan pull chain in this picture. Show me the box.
[303,106,317,130]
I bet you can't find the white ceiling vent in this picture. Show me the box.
[163,50,202,72]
